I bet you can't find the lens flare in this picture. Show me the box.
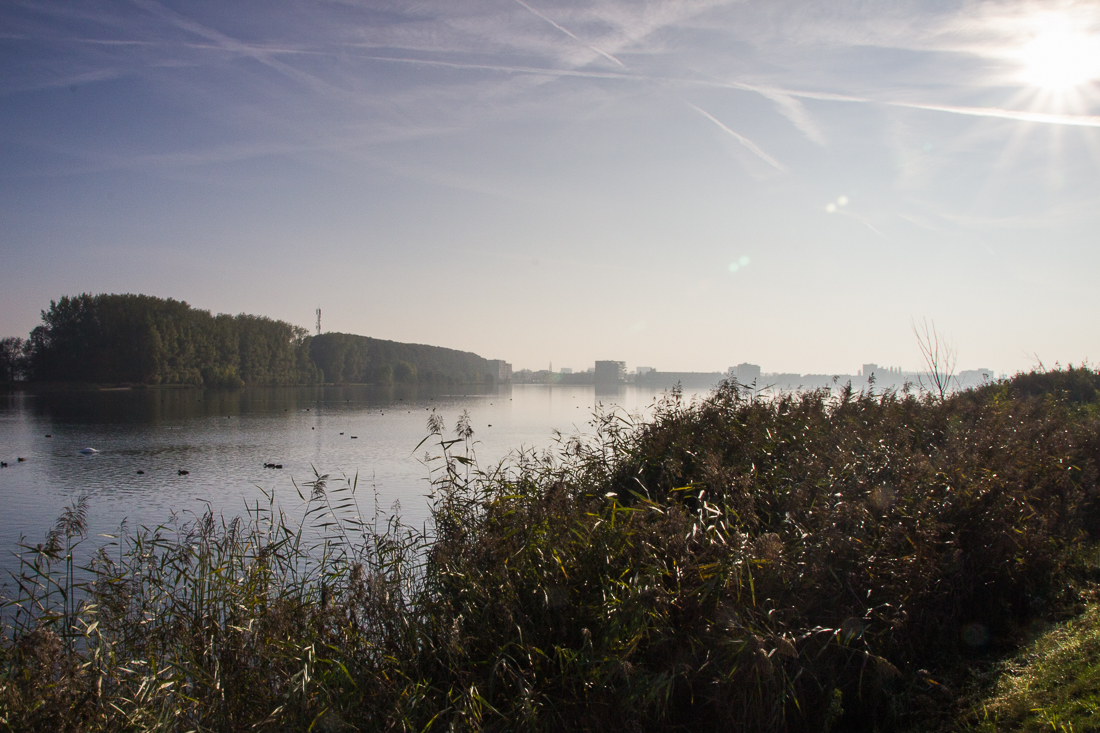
[729,256,751,273]
[1018,24,1100,90]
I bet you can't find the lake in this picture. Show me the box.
[0,383,710,582]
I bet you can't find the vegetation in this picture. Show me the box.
[0,337,27,383]
[309,332,495,386]
[2,367,1100,731]
[21,294,319,387]
[5,294,498,387]
[963,598,1100,732]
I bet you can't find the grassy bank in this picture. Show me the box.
[962,596,1100,732]
[3,368,1100,731]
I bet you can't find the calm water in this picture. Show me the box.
[0,383,707,580]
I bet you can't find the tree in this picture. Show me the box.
[394,360,417,384]
[0,337,27,382]
[24,294,319,386]
[913,318,957,400]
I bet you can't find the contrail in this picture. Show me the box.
[130,0,338,96]
[687,103,786,172]
[838,209,881,235]
[513,0,626,67]
[757,86,826,145]
[347,53,634,80]
[882,100,1100,128]
[696,79,1100,129]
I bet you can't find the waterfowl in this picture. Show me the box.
[79,447,98,454]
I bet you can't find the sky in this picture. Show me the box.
[2,0,1099,376]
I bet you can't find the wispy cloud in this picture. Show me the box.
[835,209,881,235]
[755,86,826,145]
[693,77,1100,131]
[128,0,344,98]
[882,100,1100,128]
[5,0,1100,186]
[334,52,636,81]
[512,0,624,67]
[686,103,786,172]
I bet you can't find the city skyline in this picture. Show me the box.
[509,359,999,381]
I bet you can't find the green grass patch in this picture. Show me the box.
[964,599,1100,732]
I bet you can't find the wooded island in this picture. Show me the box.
[0,293,498,387]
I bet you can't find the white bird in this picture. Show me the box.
[79,447,98,454]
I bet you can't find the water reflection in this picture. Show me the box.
[594,383,626,398]
[0,383,703,582]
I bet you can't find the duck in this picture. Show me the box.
[178,469,189,476]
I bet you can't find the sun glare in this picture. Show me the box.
[1018,23,1100,90]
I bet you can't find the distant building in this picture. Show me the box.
[765,373,804,388]
[594,360,626,385]
[861,363,906,380]
[560,367,573,375]
[636,366,655,375]
[958,368,994,386]
[728,363,761,386]
[487,360,513,382]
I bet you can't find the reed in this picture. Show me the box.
[2,367,1099,731]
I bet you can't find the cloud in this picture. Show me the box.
[5,0,1100,192]
[128,0,347,98]
[755,86,827,145]
[512,0,624,67]
[686,103,786,172]
[883,100,1100,128]
[699,78,1100,131]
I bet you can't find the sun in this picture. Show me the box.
[1017,22,1100,90]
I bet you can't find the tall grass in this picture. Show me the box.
[3,368,1100,731]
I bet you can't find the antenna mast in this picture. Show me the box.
[315,308,321,336]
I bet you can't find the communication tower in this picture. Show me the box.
[315,308,321,336]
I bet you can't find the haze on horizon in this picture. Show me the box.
[2,0,1099,376]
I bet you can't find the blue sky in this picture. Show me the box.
[2,0,1099,374]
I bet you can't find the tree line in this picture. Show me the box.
[309,332,496,386]
[1,294,497,387]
